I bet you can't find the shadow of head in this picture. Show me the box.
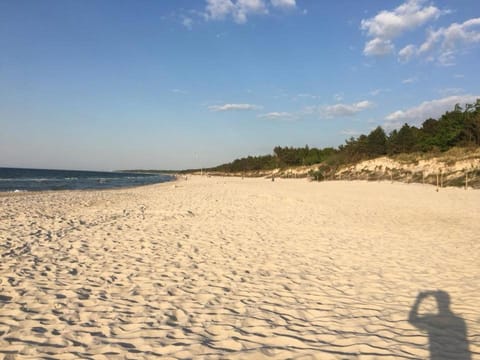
[433,290,451,314]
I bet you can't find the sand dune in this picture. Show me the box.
[1,176,479,359]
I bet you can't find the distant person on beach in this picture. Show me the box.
[409,290,471,360]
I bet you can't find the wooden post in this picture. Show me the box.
[440,169,443,188]
[422,172,425,184]
[465,170,468,190]
[436,173,439,192]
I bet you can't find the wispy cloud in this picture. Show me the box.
[402,77,417,84]
[182,16,194,30]
[292,93,320,101]
[171,88,188,94]
[204,0,296,24]
[384,94,480,129]
[437,87,464,96]
[258,111,295,120]
[341,129,362,136]
[208,103,260,111]
[321,100,374,118]
[400,17,480,65]
[363,38,395,56]
[204,0,268,23]
[257,99,374,121]
[271,0,296,9]
[369,88,390,96]
[333,93,344,102]
[420,18,480,57]
[361,0,442,56]
[398,44,416,62]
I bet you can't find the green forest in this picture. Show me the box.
[210,100,480,174]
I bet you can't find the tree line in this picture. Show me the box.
[209,100,480,173]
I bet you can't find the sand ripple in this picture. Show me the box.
[1,178,479,359]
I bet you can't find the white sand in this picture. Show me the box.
[0,176,479,359]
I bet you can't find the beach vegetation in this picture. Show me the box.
[208,100,480,175]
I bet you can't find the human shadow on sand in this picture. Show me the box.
[409,290,471,360]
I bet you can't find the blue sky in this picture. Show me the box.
[1,0,479,170]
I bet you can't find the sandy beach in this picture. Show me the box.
[1,176,479,359]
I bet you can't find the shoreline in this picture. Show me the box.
[2,169,477,197]
[0,175,179,197]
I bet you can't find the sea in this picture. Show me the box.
[0,167,174,192]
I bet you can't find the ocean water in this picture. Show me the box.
[0,167,174,192]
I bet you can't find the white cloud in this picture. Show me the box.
[301,105,316,115]
[417,17,480,65]
[384,94,480,128]
[204,0,268,23]
[363,38,395,56]
[204,0,235,21]
[258,111,295,120]
[361,0,441,39]
[402,77,417,84]
[394,18,480,64]
[333,93,344,102]
[236,0,268,23]
[322,100,374,118]
[208,103,260,111]
[295,93,319,100]
[438,87,464,96]
[369,88,390,96]
[398,44,416,62]
[182,16,193,29]
[341,129,362,136]
[270,0,296,9]
[171,89,188,94]
[257,101,373,120]
[361,0,442,57]
[204,0,298,23]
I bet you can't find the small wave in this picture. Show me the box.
[85,177,113,181]
[0,178,62,182]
